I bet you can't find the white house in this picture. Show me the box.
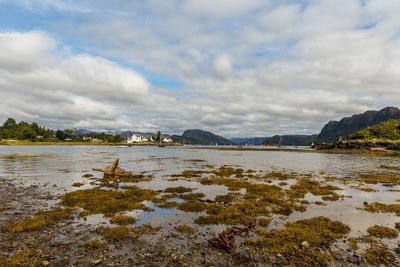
[127,134,149,143]
[163,137,173,143]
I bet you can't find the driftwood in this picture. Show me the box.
[208,219,257,253]
[92,158,126,178]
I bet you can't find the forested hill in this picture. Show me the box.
[172,129,236,145]
[315,107,400,143]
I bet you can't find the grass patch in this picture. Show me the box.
[367,225,398,238]
[72,182,84,187]
[110,215,137,225]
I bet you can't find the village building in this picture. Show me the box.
[127,134,149,143]
[163,137,173,143]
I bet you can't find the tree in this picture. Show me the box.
[3,118,16,129]
[56,130,65,141]
[113,134,121,143]
[22,125,36,140]
[156,131,162,142]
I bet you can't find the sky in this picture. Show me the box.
[0,0,399,137]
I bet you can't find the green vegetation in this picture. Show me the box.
[244,217,350,266]
[349,119,400,140]
[72,182,84,187]
[0,249,44,266]
[174,224,196,235]
[0,117,122,143]
[10,208,71,232]
[367,225,398,238]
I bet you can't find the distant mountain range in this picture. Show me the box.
[264,134,318,146]
[72,106,400,146]
[230,137,270,145]
[172,129,236,145]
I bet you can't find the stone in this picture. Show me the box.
[301,241,309,249]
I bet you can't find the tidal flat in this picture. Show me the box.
[1,146,400,266]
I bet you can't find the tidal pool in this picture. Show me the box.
[1,145,400,265]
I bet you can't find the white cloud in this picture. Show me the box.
[1,1,400,137]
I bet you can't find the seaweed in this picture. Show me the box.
[245,217,350,266]
[174,224,196,235]
[110,215,137,225]
[362,202,400,216]
[365,244,397,265]
[164,186,193,194]
[0,249,44,266]
[178,201,206,213]
[59,187,158,216]
[10,208,71,232]
[84,240,108,250]
[367,225,398,238]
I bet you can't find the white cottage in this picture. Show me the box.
[163,137,173,143]
[127,134,148,143]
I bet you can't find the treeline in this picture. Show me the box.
[0,118,121,143]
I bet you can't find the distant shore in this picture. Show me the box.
[0,140,182,146]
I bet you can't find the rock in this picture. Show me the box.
[301,241,309,249]
[91,259,102,265]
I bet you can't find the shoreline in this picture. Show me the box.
[184,146,400,156]
[0,141,182,147]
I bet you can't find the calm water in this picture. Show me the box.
[1,145,400,243]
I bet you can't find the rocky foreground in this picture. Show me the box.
[316,140,400,151]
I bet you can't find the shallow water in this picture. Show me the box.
[1,145,400,241]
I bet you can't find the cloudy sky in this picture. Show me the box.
[0,0,399,137]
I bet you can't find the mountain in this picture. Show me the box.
[315,107,400,143]
[230,137,270,145]
[172,129,236,145]
[73,129,96,136]
[264,135,317,146]
[349,119,400,141]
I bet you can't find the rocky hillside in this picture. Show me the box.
[349,119,400,141]
[315,107,400,143]
[172,129,236,145]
